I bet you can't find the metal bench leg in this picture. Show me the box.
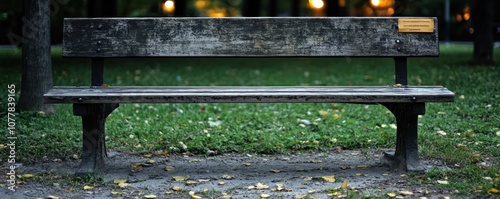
[381,103,425,172]
[73,103,118,176]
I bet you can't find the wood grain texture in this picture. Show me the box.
[63,17,439,57]
[44,86,454,104]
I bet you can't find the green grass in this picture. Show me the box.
[0,44,499,197]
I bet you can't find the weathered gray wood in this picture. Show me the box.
[63,17,439,57]
[44,86,454,104]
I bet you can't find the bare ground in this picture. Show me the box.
[2,149,454,199]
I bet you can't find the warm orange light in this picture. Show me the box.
[163,0,175,13]
[195,0,209,9]
[371,0,394,8]
[371,0,380,7]
[309,0,324,9]
[463,13,470,21]
[339,0,346,7]
[456,14,463,22]
[207,9,226,18]
[387,8,394,15]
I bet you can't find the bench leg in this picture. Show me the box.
[73,103,118,176]
[381,103,425,172]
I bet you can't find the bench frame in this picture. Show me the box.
[44,17,454,175]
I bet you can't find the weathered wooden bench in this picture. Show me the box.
[44,17,454,175]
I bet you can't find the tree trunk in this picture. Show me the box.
[243,0,261,17]
[19,0,54,112]
[472,0,494,65]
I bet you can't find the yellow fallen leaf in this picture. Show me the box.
[118,182,130,188]
[328,192,341,196]
[303,177,312,181]
[22,174,34,178]
[270,169,281,173]
[308,190,318,194]
[222,175,235,180]
[144,194,157,199]
[355,173,362,176]
[260,193,270,198]
[113,179,127,184]
[83,185,93,190]
[357,165,368,169]
[341,179,348,189]
[186,180,197,185]
[437,180,449,185]
[321,175,336,182]
[218,181,225,185]
[243,162,252,166]
[165,166,175,171]
[489,187,499,194]
[496,131,500,137]
[191,194,202,199]
[173,176,187,181]
[294,194,308,199]
[221,195,232,199]
[198,179,211,182]
[111,191,123,195]
[387,192,397,197]
[143,154,152,158]
[172,186,183,191]
[248,185,255,190]
[146,159,156,164]
[393,84,402,87]
[47,196,60,199]
[399,190,414,196]
[256,183,270,189]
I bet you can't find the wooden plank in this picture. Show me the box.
[44,86,455,104]
[63,17,439,58]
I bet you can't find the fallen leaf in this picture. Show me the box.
[191,194,202,199]
[198,179,211,182]
[47,196,60,199]
[173,176,187,181]
[307,190,318,194]
[144,194,157,198]
[270,169,281,173]
[165,166,175,171]
[399,190,414,196]
[438,196,451,199]
[355,173,362,176]
[294,194,308,199]
[111,191,123,195]
[496,131,500,137]
[118,182,129,188]
[172,186,183,191]
[185,180,197,185]
[22,174,34,178]
[260,193,270,198]
[341,179,348,189]
[387,192,397,197]
[321,175,336,182]
[113,179,127,184]
[243,162,252,166]
[489,188,499,194]
[256,183,270,189]
[146,159,156,164]
[221,195,232,199]
[218,181,225,185]
[222,175,235,180]
[83,185,93,190]
[437,180,449,185]
[437,131,447,136]
[328,192,341,196]
[143,154,152,158]
[357,165,368,169]
[303,177,312,181]
[248,185,255,190]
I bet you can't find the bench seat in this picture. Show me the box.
[44,86,454,104]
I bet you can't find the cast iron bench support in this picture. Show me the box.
[43,17,454,176]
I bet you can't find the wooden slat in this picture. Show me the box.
[44,86,454,104]
[63,17,439,58]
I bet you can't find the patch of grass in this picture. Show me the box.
[0,44,499,197]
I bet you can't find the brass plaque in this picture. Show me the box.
[398,18,434,33]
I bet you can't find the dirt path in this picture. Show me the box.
[2,149,453,199]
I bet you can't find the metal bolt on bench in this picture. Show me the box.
[44,17,455,176]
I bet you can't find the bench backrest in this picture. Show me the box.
[62,17,439,58]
